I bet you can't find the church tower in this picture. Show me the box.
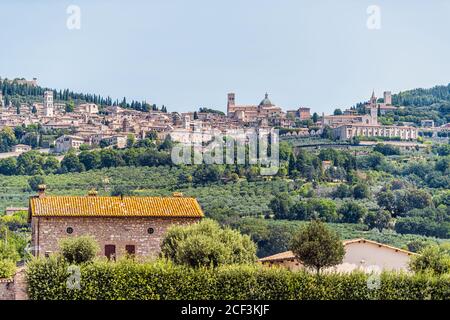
[227,92,235,116]
[383,91,392,105]
[369,91,378,125]
[43,91,54,117]
[369,90,377,106]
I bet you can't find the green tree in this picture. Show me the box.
[338,201,368,223]
[126,134,135,148]
[353,183,369,199]
[290,220,345,274]
[376,191,396,214]
[193,165,222,185]
[373,144,401,156]
[0,127,17,152]
[312,112,319,123]
[269,193,294,220]
[0,259,16,278]
[59,236,100,264]
[332,184,352,199]
[364,210,391,232]
[43,156,60,174]
[306,198,338,222]
[78,144,91,151]
[158,135,173,151]
[60,151,85,173]
[278,141,292,161]
[146,131,158,141]
[161,219,257,268]
[78,151,101,171]
[99,139,110,148]
[409,244,450,275]
[16,151,45,175]
[407,240,428,253]
[321,126,333,140]
[110,185,135,197]
[289,200,309,220]
[100,149,124,168]
[0,157,17,175]
[65,100,75,113]
[0,237,20,262]
[403,189,432,213]
[28,176,45,192]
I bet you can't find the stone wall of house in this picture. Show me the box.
[32,216,200,258]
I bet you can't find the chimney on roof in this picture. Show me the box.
[173,192,183,197]
[37,184,46,198]
[88,189,98,197]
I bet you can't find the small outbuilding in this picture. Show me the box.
[259,238,417,273]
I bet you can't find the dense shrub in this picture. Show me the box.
[59,236,99,264]
[28,175,45,192]
[26,258,450,300]
[338,201,368,224]
[409,244,450,275]
[0,259,16,278]
[285,198,338,222]
[353,183,369,199]
[0,241,21,262]
[161,219,257,267]
[373,144,401,156]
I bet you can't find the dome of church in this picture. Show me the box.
[259,93,272,106]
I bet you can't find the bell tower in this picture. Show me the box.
[368,90,378,125]
[227,92,235,116]
[43,91,54,117]
[383,91,392,105]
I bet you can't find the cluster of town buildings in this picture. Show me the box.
[0,89,175,152]
[325,91,418,141]
[1,78,449,155]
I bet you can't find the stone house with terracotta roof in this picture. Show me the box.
[259,238,417,273]
[28,186,204,259]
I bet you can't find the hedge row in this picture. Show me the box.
[26,257,450,300]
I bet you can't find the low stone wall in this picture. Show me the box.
[0,279,15,300]
[0,268,28,300]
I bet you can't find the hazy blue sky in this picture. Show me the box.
[1,0,450,113]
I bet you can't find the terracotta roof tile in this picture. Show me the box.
[29,196,204,218]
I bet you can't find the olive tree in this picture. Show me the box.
[59,236,99,264]
[409,244,450,275]
[161,219,257,268]
[290,220,345,274]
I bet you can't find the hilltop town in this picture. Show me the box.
[1,77,448,156]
